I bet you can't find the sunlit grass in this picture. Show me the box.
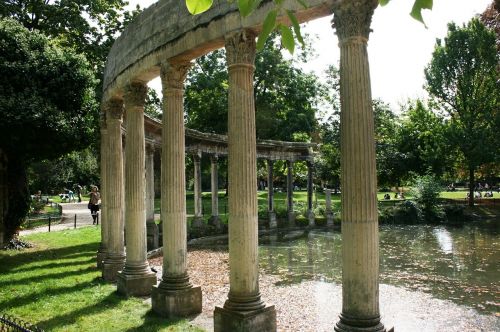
[0,227,204,332]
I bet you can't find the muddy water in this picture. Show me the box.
[258,224,500,315]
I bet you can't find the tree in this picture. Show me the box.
[0,19,96,244]
[425,19,499,206]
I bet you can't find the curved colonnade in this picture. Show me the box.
[99,0,386,331]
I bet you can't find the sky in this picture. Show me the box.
[127,0,491,110]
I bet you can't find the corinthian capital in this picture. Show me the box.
[331,0,378,42]
[225,29,256,66]
[160,61,192,91]
[105,98,124,120]
[124,81,148,108]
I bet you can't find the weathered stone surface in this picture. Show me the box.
[214,305,276,332]
[102,260,125,282]
[117,271,157,297]
[151,285,202,318]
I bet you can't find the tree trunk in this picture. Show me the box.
[468,166,475,207]
[5,154,30,243]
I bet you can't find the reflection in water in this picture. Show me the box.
[433,227,453,254]
[257,225,500,315]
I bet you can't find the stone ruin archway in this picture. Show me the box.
[100,0,385,331]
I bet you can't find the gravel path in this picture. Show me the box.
[149,249,500,332]
[20,202,97,235]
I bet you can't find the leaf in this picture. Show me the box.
[379,0,390,6]
[185,0,213,15]
[279,24,295,54]
[410,0,433,27]
[256,9,277,51]
[238,0,258,17]
[286,10,304,47]
[295,0,308,9]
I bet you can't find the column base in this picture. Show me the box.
[209,215,221,230]
[287,211,296,225]
[326,212,334,227]
[191,216,204,229]
[151,285,202,318]
[214,304,276,332]
[307,211,315,227]
[102,257,125,282]
[146,221,159,251]
[117,270,157,297]
[268,212,277,229]
[96,249,107,269]
[334,313,386,332]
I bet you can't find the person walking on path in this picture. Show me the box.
[88,185,100,225]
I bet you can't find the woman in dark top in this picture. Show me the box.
[89,185,100,225]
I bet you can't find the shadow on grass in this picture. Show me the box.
[0,242,99,273]
[9,256,95,273]
[0,265,97,288]
[123,309,192,332]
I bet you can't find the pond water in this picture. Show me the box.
[257,223,499,315]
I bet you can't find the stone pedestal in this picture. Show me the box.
[332,1,386,331]
[268,211,277,229]
[325,189,334,227]
[152,61,202,317]
[307,211,315,227]
[152,285,202,317]
[117,271,157,297]
[147,221,159,251]
[214,305,276,332]
[287,211,296,225]
[102,98,126,282]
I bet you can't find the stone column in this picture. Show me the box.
[214,29,276,332]
[152,61,202,317]
[191,151,203,228]
[117,81,156,297]
[286,160,295,224]
[146,143,159,250]
[306,161,315,226]
[325,189,334,227]
[332,1,386,331]
[209,154,221,229]
[102,99,126,281]
[267,160,276,228]
[96,113,109,268]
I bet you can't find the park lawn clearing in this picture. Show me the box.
[0,227,204,332]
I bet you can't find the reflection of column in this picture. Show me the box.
[214,30,276,332]
[146,144,159,250]
[306,161,315,226]
[97,113,109,268]
[332,1,386,331]
[325,189,334,227]
[152,61,201,317]
[267,160,276,228]
[287,160,295,224]
[117,81,156,297]
[102,99,126,281]
[209,155,221,229]
[192,152,203,228]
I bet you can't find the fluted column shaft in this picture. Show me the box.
[123,81,150,274]
[224,30,264,311]
[193,153,202,218]
[97,115,109,268]
[159,62,192,286]
[210,155,219,218]
[332,1,385,331]
[146,145,155,223]
[287,161,294,213]
[102,99,126,280]
[267,160,274,212]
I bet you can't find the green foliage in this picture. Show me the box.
[410,174,444,222]
[425,19,500,205]
[186,0,213,15]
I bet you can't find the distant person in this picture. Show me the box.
[88,185,100,225]
[384,193,391,200]
[76,184,82,203]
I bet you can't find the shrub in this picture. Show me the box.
[410,175,444,222]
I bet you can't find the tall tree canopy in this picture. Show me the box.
[425,18,499,205]
[0,18,96,244]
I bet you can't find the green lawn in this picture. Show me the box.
[0,227,204,332]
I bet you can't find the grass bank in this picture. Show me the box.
[0,227,204,332]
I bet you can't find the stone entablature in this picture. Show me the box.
[138,114,315,162]
[102,0,335,101]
